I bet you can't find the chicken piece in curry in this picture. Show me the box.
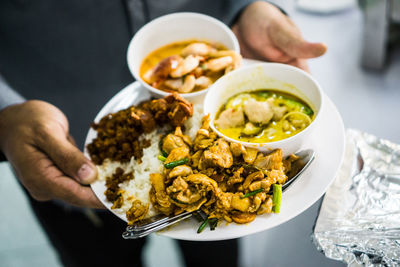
[140,40,242,93]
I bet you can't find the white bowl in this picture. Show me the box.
[127,12,240,104]
[203,63,324,157]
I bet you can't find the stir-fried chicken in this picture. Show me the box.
[253,149,283,170]
[148,115,294,226]
[201,138,233,169]
[231,193,251,212]
[230,143,246,157]
[169,165,192,178]
[126,200,149,224]
[162,133,188,154]
[231,212,256,224]
[165,146,190,163]
[96,95,294,226]
[150,173,173,215]
[164,93,193,126]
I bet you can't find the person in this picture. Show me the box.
[0,1,327,266]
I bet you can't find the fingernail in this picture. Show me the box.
[77,163,96,183]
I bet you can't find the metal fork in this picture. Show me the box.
[123,210,197,239]
[122,149,315,239]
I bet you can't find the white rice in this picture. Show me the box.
[96,104,204,219]
[184,104,204,140]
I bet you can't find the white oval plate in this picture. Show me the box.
[85,60,345,241]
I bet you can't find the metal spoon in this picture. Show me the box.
[282,149,315,191]
[123,149,315,239]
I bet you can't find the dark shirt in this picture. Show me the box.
[0,0,251,148]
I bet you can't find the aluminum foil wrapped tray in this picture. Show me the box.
[313,129,400,266]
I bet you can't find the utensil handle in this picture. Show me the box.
[122,213,194,239]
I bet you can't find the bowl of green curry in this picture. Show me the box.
[203,63,324,156]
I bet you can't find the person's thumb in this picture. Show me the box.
[270,20,327,59]
[285,40,327,59]
[35,127,97,184]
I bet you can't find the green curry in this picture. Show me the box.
[215,90,314,143]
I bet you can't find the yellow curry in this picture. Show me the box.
[140,40,241,93]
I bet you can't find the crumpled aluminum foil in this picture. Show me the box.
[312,129,400,266]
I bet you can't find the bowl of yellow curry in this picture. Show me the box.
[203,63,324,156]
[127,12,241,103]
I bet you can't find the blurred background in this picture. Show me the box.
[1,0,399,266]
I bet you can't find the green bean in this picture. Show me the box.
[209,218,218,231]
[241,188,264,198]
[164,158,188,169]
[193,212,205,222]
[161,150,168,157]
[158,155,166,162]
[197,217,209,234]
[272,184,282,213]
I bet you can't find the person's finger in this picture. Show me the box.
[52,176,105,209]
[287,58,310,73]
[285,40,327,59]
[232,24,262,60]
[35,126,97,184]
[296,59,310,72]
[269,17,327,59]
[233,24,294,62]
[10,143,53,200]
[67,134,77,146]
[257,46,293,63]
[15,146,104,208]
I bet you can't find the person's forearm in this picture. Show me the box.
[0,73,25,161]
[0,73,25,111]
[225,0,254,26]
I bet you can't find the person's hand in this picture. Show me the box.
[0,100,104,208]
[232,1,327,71]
